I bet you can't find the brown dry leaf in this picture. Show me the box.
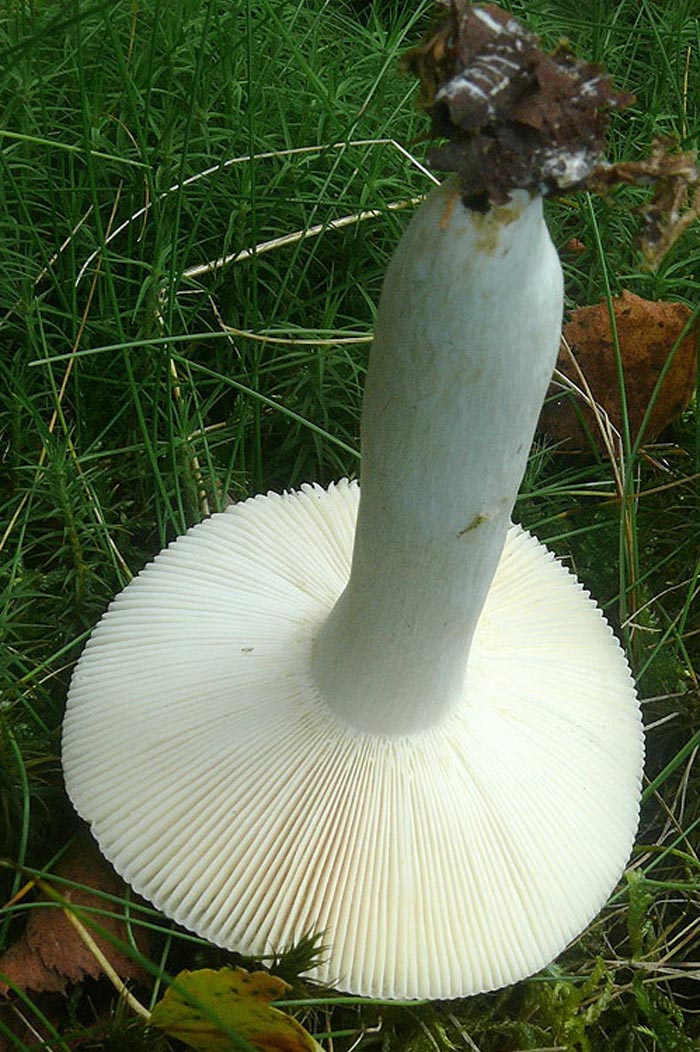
[562,237,586,255]
[0,838,148,996]
[538,289,698,450]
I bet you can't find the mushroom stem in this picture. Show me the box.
[312,182,563,735]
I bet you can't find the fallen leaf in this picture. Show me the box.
[538,290,697,450]
[150,966,323,1052]
[0,837,148,996]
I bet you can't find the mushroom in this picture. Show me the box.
[63,4,644,1002]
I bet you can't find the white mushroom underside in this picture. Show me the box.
[63,480,643,1000]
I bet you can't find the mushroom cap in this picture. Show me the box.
[62,480,643,1000]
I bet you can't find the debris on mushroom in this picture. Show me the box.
[589,139,700,266]
[405,0,634,205]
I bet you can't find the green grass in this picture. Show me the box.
[1,0,700,1048]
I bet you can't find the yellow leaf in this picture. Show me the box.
[149,966,324,1052]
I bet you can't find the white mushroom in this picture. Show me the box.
[63,179,643,1000]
